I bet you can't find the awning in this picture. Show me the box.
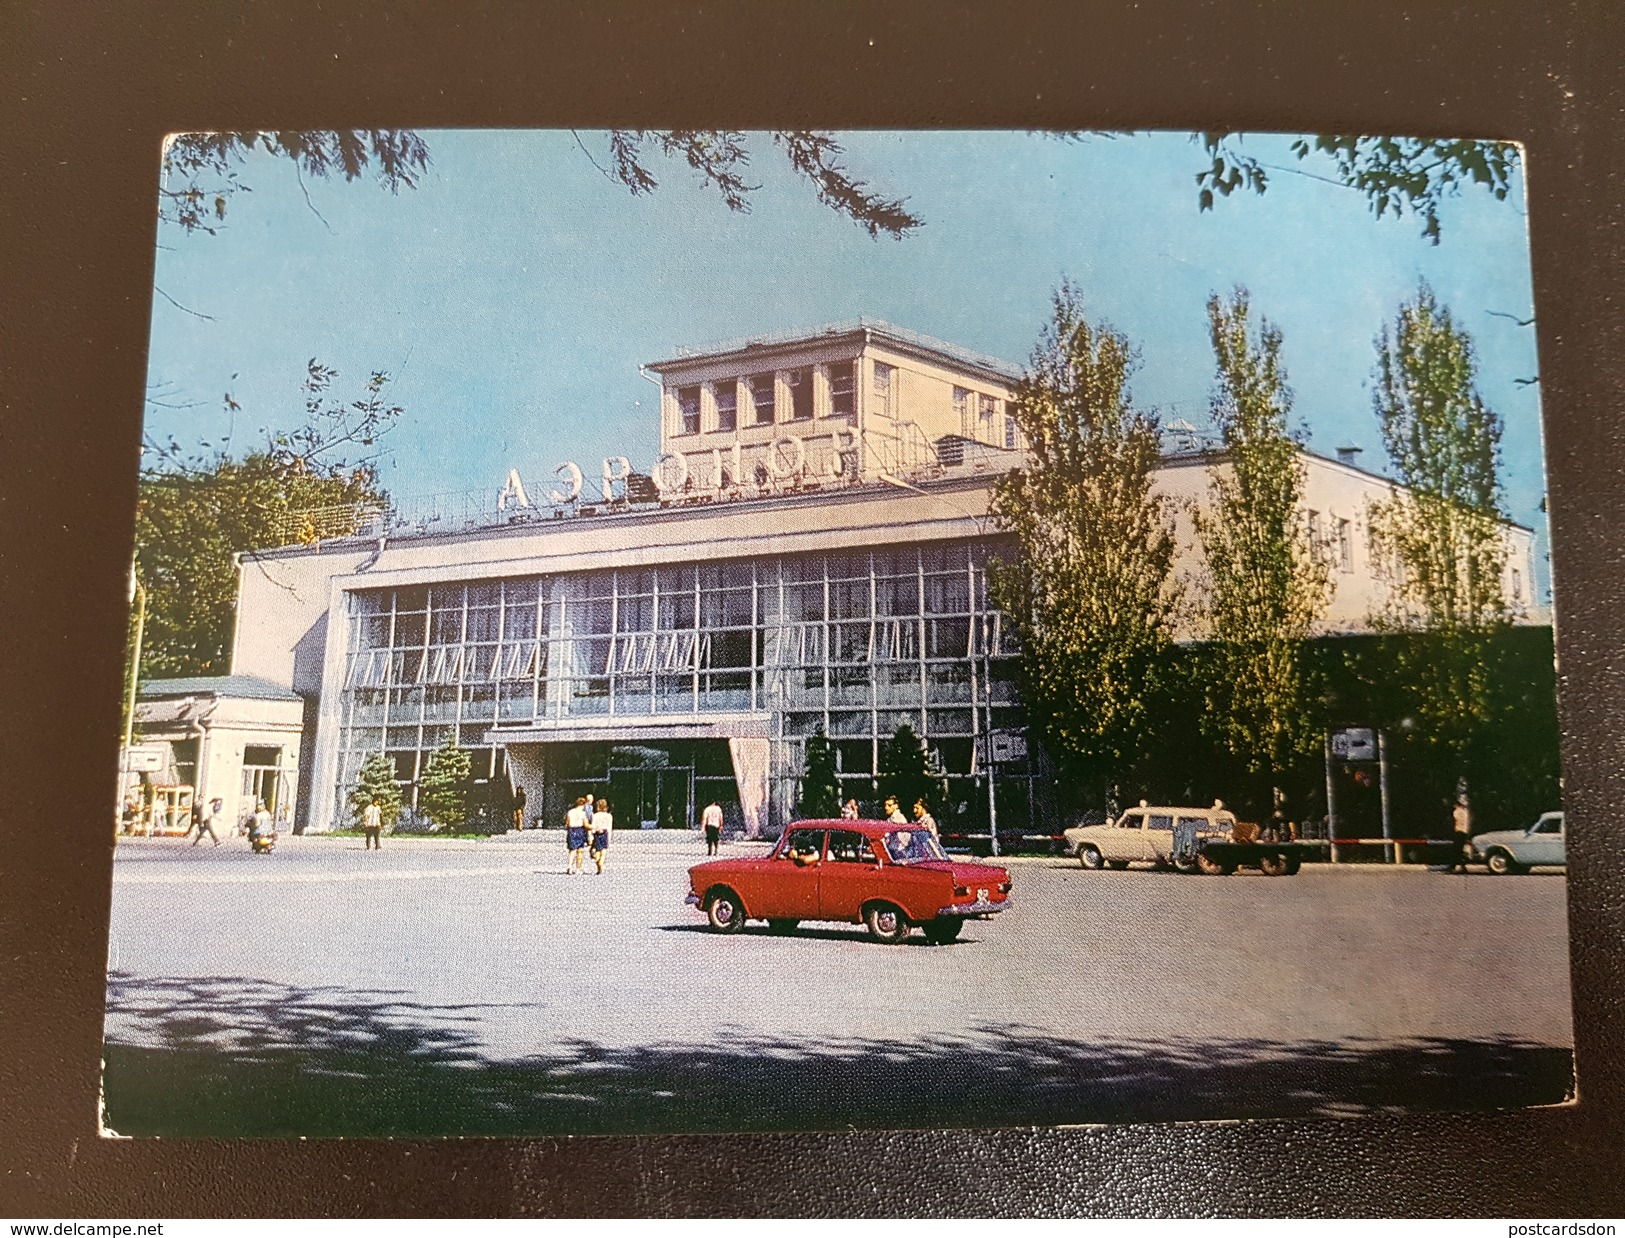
[484,713,770,747]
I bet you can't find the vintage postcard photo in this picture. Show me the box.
[104,129,1570,1136]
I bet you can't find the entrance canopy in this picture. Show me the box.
[482,713,768,747]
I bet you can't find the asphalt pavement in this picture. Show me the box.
[102,830,1575,1135]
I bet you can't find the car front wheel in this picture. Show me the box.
[1485,849,1525,876]
[1258,852,1290,877]
[865,903,911,944]
[706,888,746,933]
[1077,845,1105,870]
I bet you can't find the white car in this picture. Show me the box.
[1063,803,1238,873]
[1472,811,1566,875]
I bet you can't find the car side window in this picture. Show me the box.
[826,830,874,863]
[1175,816,1205,834]
[783,828,825,859]
[1533,819,1560,834]
[1117,813,1143,830]
[1147,814,1174,832]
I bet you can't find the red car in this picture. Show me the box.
[685,819,1012,944]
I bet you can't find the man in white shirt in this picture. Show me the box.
[701,801,724,856]
[362,799,383,850]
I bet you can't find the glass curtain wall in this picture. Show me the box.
[334,542,1033,833]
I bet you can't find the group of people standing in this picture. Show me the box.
[565,796,613,874]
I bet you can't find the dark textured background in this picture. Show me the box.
[2,0,1621,1218]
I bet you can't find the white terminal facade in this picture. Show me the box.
[182,320,1537,839]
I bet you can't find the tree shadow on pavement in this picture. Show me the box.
[102,971,1574,1137]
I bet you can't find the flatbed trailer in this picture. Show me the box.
[1179,837,1326,876]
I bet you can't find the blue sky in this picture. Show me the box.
[145,129,1547,587]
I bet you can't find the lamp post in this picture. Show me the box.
[122,570,146,835]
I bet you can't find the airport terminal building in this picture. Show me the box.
[199,320,1539,839]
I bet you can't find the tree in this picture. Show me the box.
[418,740,473,832]
[162,129,920,241]
[1195,289,1331,806]
[1369,281,1509,797]
[348,753,403,832]
[1196,133,1520,244]
[798,727,842,818]
[133,361,401,677]
[877,724,947,816]
[988,283,1179,808]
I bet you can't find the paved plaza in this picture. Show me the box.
[102,831,1575,1136]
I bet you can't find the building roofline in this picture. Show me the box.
[643,318,1024,385]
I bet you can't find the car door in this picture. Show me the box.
[817,829,885,921]
[1523,813,1564,866]
[1143,813,1175,862]
[1104,811,1149,862]
[757,827,825,918]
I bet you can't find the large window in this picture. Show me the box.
[954,386,971,436]
[873,362,895,419]
[828,362,855,418]
[713,378,738,432]
[677,385,702,436]
[787,368,813,420]
[750,373,776,426]
[335,541,1033,837]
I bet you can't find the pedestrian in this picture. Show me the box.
[912,798,939,839]
[565,797,590,873]
[512,784,527,833]
[884,795,907,825]
[590,798,613,873]
[190,796,220,847]
[840,798,860,820]
[702,800,724,856]
[253,800,273,840]
[362,797,383,850]
[1449,791,1473,874]
[583,794,595,826]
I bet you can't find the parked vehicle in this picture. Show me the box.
[1472,811,1565,875]
[686,819,1012,944]
[1063,802,1318,876]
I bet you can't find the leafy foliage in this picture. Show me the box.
[348,753,403,831]
[418,741,473,832]
[161,131,431,234]
[134,362,401,677]
[877,724,947,815]
[1196,133,1520,243]
[162,128,920,241]
[798,727,842,818]
[988,283,1179,803]
[1368,282,1509,778]
[1195,289,1331,785]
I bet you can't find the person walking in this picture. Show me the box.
[1449,791,1473,874]
[701,800,724,856]
[884,796,907,825]
[912,798,939,839]
[512,784,527,833]
[565,797,590,874]
[190,797,220,847]
[361,798,383,850]
[590,798,613,873]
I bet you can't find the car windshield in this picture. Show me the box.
[882,829,948,865]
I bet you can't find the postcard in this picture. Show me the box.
[103,129,1570,1136]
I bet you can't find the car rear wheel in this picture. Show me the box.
[864,903,911,944]
[1258,852,1290,877]
[766,918,799,935]
[1485,849,1525,876]
[706,888,746,933]
[923,917,964,945]
[1077,845,1105,870]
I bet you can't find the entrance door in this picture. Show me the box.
[608,763,693,829]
